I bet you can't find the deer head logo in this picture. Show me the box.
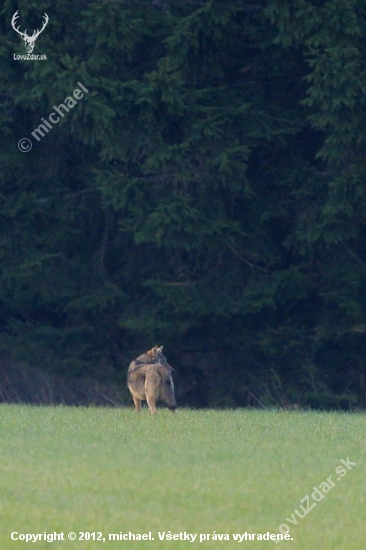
[11,11,49,54]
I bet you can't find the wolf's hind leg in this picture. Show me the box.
[146,395,157,415]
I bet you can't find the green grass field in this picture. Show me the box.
[0,405,364,550]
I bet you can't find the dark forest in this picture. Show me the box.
[1,0,366,409]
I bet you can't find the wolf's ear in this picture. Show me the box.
[148,346,157,356]
[157,345,163,352]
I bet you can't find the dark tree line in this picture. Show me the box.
[1,0,366,408]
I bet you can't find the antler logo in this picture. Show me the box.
[11,10,49,54]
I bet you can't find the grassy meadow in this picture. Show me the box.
[0,405,365,549]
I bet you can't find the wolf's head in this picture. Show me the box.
[147,345,163,360]
[148,345,174,371]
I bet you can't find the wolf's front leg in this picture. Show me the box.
[132,395,141,412]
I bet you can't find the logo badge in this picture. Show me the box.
[11,10,49,54]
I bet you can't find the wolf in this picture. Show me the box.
[127,345,176,415]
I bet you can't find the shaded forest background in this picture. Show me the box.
[1,0,366,409]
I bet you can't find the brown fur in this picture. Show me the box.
[127,346,176,415]
[128,345,172,372]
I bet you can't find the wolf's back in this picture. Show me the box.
[128,345,173,374]
[128,363,176,408]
